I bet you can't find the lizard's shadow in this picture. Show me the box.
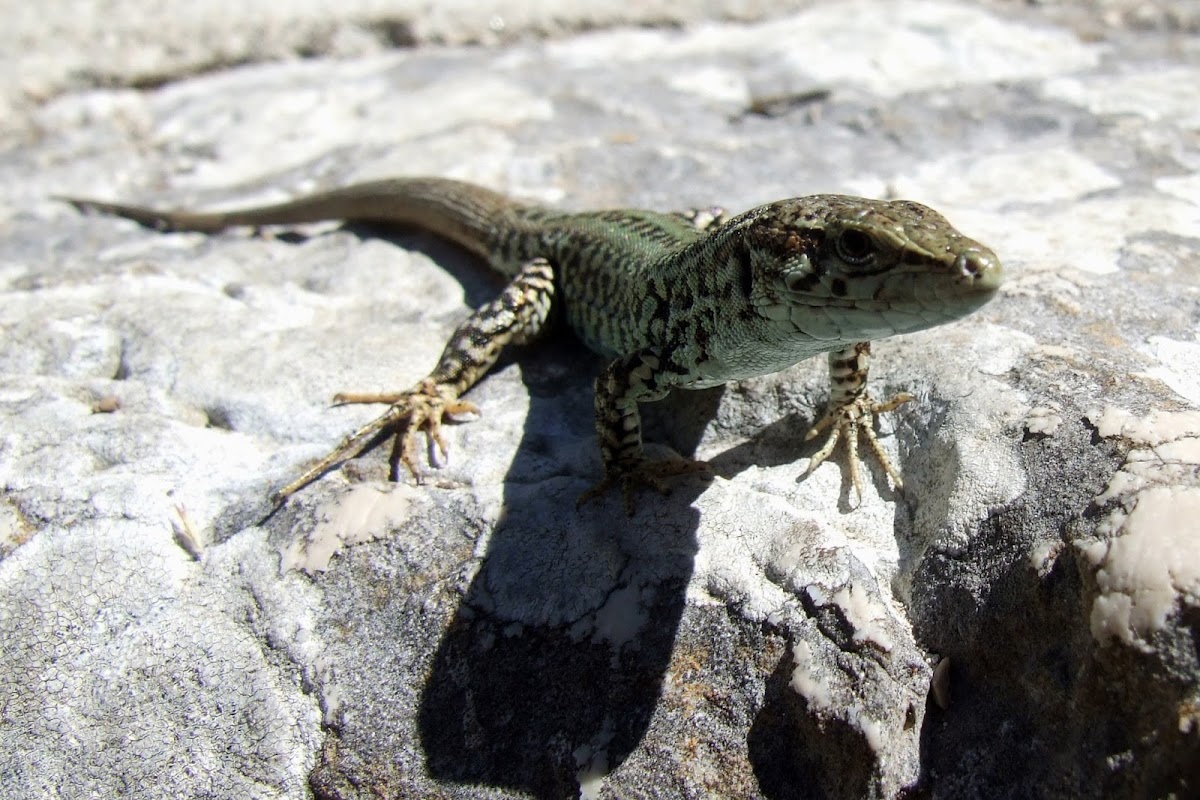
[413,317,710,797]
[330,221,716,794]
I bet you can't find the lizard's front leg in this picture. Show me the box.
[272,257,555,505]
[577,350,712,515]
[801,342,913,504]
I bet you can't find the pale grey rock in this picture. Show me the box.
[3,1,1199,799]
[1,0,819,148]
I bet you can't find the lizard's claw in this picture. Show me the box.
[577,456,713,516]
[271,378,476,506]
[800,391,914,505]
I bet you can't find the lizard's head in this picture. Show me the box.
[744,195,1002,343]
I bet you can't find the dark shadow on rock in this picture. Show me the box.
[705,411,815,477]
[748,645,875,800]
[418,333,714,797]
[643,383,726,461]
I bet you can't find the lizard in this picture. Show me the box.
[59,177,1003,513]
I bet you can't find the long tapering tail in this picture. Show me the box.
[57,177,522,261]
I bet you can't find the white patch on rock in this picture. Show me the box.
[573,716,615,799]
[591,582,651,655]
[1025,405,1064,436]
[850,708,885,755]
[1143,336,1200,407]
[1029,540,1065,578]
[803,581,898,653]
[831,583,895,652]
[1079,407,1200,650]
[280,483,420,574]
[790,640,834,711]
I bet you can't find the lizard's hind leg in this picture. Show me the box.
[272,257,555,505]
[577,349,713,516]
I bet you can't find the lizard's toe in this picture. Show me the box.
[799,391,912,502]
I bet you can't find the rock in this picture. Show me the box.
[2,1,1198,798]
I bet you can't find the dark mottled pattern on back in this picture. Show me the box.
[490,205,714,357]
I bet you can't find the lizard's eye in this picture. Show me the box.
[836,229,875,264]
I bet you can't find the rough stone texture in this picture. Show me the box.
[2,1,1199,798]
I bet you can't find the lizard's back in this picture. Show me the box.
[496,205,711,357]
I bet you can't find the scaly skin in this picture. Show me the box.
[59,177,1002,512]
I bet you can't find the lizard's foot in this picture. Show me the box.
[800,391,914,505]
[271,378,478,506]
[577,456,713,516]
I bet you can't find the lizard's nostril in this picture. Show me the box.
[956,248,1003,290]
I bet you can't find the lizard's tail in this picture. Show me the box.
[56,177,521,261]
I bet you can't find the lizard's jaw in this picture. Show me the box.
[758,256,1003,344]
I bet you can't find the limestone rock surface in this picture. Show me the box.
[2,1,1199,798]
